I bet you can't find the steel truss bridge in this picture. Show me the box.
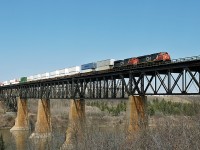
[1,55,200,111]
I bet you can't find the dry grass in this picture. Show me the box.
[63,115,200,150]
[1,97,200,149]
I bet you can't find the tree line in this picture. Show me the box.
[86,101,126,116]
[87,98,200,116]
[148,98,200,116]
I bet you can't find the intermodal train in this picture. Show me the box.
[1,52,171,86]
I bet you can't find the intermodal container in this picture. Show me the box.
[96,59,115,68]
[58,68,69,76]
[81,63,96,70]
[27,76,34,81]
[20,77,27,83]
[33,74,41,80]
[96,66,111,71]
[81,69,94,73]
[50,71,59,78]
[114,60,124,68]
[68,66,80,74]
[3,81,9,85]
[41,72,50,79]
[10,79,19,84]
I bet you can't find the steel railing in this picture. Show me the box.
[172,55,200,63]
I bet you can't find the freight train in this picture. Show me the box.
[1,52,171,86]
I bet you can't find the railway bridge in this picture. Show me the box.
[0,55,200,148]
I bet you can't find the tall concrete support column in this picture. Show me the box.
[127,96,147,132]
[0,101,6,114]
[30,99,52,138]
[61,99,85,149]
[10,97,29,131]
[11,131,29,150]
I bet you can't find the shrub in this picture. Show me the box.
[147,98,200,116]
[87,101,127,116]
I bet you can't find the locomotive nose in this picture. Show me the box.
[163,54,171,61]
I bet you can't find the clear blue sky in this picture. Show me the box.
[0,0,200,81]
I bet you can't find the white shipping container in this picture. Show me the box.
[68,72,79,75]
[33,74,41,80]
[10,79,15,83]
[27,76,34,81]
[13,81,19,84]
[96,59,115,68]
[3,81,9,85]
[50,70,59,78]
[68,66,80,73]
[81,69,94,73]
[41,72,50,79]
[96,66,111,71]
[10,79,19,84]
[58,68,69,76]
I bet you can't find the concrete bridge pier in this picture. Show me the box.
[10,97,29,131]
[30,99,52,138]
[0,101,6,114]
[11,131,29,150]
[61,99,85,149]
[127,96,148,132]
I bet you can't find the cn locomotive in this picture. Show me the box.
[114,52,171,67]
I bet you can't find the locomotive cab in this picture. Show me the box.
[156,52,171,61]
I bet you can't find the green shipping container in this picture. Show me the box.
[20,77,27,83]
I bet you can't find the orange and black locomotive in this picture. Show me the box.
[114,52,171,67]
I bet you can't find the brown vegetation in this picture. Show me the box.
[1,96,200,149]
[57,115,200,150]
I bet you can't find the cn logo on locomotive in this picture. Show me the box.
[146,57,151,61]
